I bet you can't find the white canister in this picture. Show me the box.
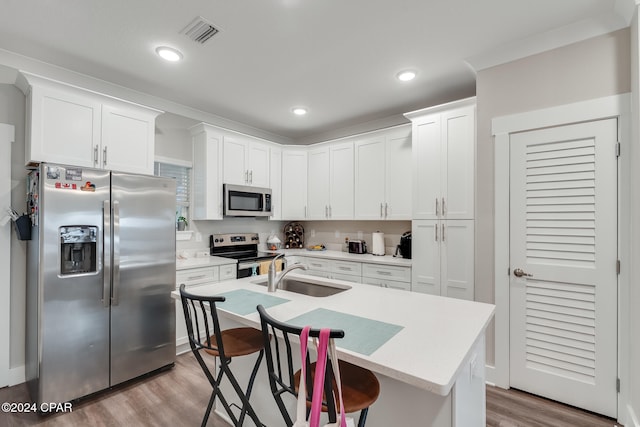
[371,232,385,256]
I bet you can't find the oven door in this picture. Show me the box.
[223,184,272,217]
[237,260,261,278]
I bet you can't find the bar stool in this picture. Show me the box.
[257,304,380,427]
[180,284,264,427]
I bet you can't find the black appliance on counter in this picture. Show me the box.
[348,240,367,254]
[210,232,280,278]
[394,231,412,259]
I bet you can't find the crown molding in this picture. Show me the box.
[465,4,630,72]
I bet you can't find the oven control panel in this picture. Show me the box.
[211,233,259,248]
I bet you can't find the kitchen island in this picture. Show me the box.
[171,273,494,426]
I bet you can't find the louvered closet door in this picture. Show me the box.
[509,118,617,417]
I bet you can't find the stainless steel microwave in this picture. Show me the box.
[223,184,272,217]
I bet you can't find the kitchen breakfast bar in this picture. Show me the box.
[171,274,495,427]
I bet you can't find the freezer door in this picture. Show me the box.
[110,172,176,385]
[36,164,111,404]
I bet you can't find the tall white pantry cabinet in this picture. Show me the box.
[405,98,475,300]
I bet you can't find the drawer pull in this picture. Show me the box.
[187,274,208,280]
[377,271,392,276]
[338,266,351,271]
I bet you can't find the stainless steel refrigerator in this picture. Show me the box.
[26,163,176,405]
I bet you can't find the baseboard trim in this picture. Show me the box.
[9,365,25,387]
[176,343,190,356]
[485,364,498,388]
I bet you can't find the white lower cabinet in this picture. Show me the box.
[412,219,474,300]
[332,272,362,283]
[305,258,331,271]
[219,264,237,281]
[364,277,410,291]
[287,255,410,289]
[175,264,235,353]
[287,256,364,284]
[362,263,411,291]
[305,270,332,279]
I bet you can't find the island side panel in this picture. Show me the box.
[452,334,487,426]
[214,317,459,427]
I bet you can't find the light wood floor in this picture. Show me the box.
[0,352,622,426]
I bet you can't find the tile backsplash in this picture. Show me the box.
[176,219,411,257]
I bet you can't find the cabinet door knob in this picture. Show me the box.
[435,198,440,217]
[103,146,107,166]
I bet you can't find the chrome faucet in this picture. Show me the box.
[267,253,307,292]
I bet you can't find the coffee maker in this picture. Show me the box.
[394,231,412,259]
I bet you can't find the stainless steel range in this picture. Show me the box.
[210,232,280,278]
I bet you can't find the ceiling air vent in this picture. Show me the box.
[181,16,219,44]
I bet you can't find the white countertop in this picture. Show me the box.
[176,255,237,270]
[171,274,494,396]
[277,249,412,267]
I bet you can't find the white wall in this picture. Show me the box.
[475,25,630,379]
[0,84,27,382]
[628,9,640,426]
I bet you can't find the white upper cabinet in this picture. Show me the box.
[354,135,385,220]
[281,148,308,220]
[354,125,411,220]
[269,146,283,220]
[307,145,331,220]
[101,102,158,174]
[223,136,248,185]
[18,72,161,175]
[384,126,412,219]
[406,98,475,220]
[191,123,223,220]
[307,141,354,220]
[329,142,354,220]
[223,135,270,187]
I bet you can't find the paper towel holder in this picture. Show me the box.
[371,231,385,256]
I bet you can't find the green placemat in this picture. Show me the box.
[216,289,290,315]
[287,308,403,356]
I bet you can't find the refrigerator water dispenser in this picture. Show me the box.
[60,226,97,275]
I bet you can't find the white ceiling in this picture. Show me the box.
[0,0,630,142]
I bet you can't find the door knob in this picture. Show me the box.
[513,268,533,278]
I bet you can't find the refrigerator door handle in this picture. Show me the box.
[103,200,111,308]
[112,200,121,306]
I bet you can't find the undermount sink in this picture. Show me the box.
[252,276,351,297]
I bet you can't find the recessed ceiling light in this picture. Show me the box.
[396,70,416,82]
[292,107,308,116]
[156,46,183,62]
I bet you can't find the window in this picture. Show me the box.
[154,161,191,222]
